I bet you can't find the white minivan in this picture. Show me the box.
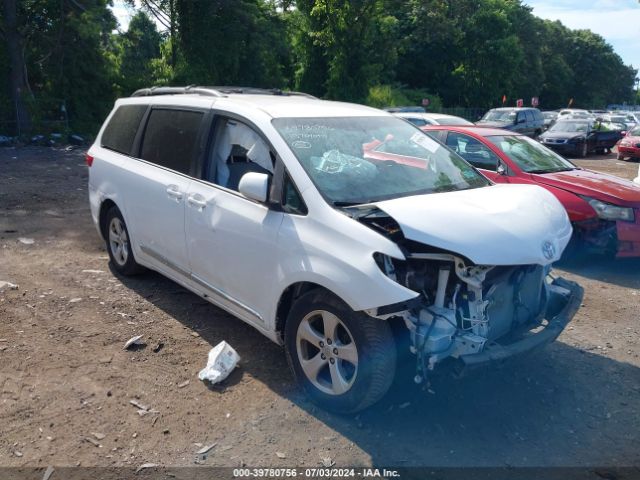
[88,86,583,413]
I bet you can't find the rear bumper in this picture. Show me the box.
[457,277,583,370]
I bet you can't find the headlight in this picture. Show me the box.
[584,197,635,222]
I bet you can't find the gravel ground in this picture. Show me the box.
[0,146,639,470]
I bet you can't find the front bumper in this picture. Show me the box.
[541,140,581,155]
[457,277,583,371]
[617,145,640,159]
[575,215,640,258]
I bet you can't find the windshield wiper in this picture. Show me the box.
[528,167,575,174]
[333,200,374,207]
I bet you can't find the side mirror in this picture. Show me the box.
[497,163,507,176]
[238,172,269,202]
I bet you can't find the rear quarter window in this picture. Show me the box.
[140,109,204,175]
[101,105,147,155]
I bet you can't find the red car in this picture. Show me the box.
[420,126,640,257]
[617,125,640,161]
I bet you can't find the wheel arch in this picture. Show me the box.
[98,198,119,241]
[275,282,341,343]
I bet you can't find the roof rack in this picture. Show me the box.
[131,85,317,99]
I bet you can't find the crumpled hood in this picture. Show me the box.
[375,184,572,266]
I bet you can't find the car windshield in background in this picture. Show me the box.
[488,135,576,174]
[549,121,589,133]
[440,116,474,126]
[542,112,557,119]
[273,116,489,205]
[481,110,515,122]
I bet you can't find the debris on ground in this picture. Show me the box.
[18,237,35,245]
[198,341,240,385]
[124,335,145,350]
[42,466,55,480]
[135,463,158,473]
[0,281,19,292]
[321,456,335,467]
[152,342,164,353]
[69,298,82,303]
[92,432,106,440]
[83,436,101,447]
[81,269,105,274]
[177,380,189,388]
[13,451,23,458]
[129,399,149,411]
[196,443,217,461]
[276,451,286,459]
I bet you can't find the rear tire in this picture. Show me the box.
[104,206,145,276]
[617,152,625,161]
[284,290,396,414]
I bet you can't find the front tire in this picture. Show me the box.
[284,290,396,414]
[105,206,145,276]
[579,142,588,158]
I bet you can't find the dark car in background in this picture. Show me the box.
[422,125,640,258]
[538,120,623,157]
[476,107,544,137]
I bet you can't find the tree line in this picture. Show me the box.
[1,0,638,135]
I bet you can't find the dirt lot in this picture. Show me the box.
[1,146,639,470]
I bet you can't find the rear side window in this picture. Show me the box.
[140,109,204,175]
[101,105,147,155]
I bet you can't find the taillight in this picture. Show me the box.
[85,153,94,167]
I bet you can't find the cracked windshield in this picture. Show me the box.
[273,116,488,205]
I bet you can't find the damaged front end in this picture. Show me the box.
[351,205,583,383]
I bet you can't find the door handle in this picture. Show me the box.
[187,194,207,210]
[166,185,184,201]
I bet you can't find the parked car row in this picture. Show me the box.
[421,125,640,258]
[88,87,585,412]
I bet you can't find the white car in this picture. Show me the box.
[392,112,473,127]
[88,86,583,413]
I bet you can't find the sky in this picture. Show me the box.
[111,0,640,71]
[526,0,640,70]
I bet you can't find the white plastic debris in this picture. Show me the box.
[124,335,144,350]
[0,281,19,292]
[18,237,35,245]
[82,269,104,274]
[135,463,158,473]
[198,341,240,385]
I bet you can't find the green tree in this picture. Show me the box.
[118,12,163,95]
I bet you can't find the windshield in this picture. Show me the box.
[549,121,590,133]
[542,112,557,119]
[439,116,474,126]
[272,116,489,205]
[488,135,576,173]
[480,110,516,123]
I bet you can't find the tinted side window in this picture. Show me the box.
[101,105,147,155]
[407,117,428,127]
[140,109,204,175]
[525,110,534,122]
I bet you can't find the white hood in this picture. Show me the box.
[375,184,572,266]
